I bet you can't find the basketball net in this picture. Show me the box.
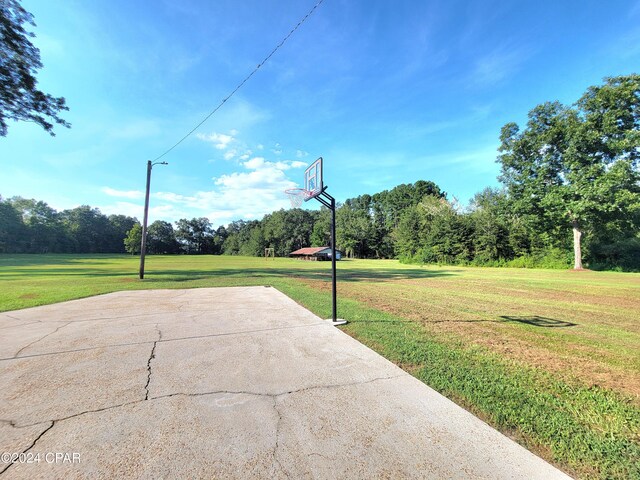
[284,188,310,208]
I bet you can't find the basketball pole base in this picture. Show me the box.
[326,319,347,326]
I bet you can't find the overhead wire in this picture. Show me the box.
[152,0,325,162]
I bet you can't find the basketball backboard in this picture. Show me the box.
[304,157,323,201]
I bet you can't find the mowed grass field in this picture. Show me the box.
[1,254,639,479]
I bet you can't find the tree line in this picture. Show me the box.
[0,199,136,254]
[0,198,225,256]
[1,75,638,270]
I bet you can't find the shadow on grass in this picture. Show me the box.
[500,315,578,328]
[143,267,456,283]
[348,315,578,328]
[0,254,131,267]
[3,266,456,282]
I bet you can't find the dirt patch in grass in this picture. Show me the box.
[18,293,39,299]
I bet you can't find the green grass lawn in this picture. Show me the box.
[1,254,639,479]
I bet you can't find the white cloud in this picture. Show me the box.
[296,150,309,158]
[196,130,263,164]
[146,157,305,226]
[101,187,144,199]
[91,155,314,226]
[273,161,291,171]
[243,157,265,170]
[155,192,190,203]
[196,131,236,150]
[242,157,307,172]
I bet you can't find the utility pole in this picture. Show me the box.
[139,160,167,279]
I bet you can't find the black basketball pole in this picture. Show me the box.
[313,187,344,325]
[329,194,337,322]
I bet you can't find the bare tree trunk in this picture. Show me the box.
[572,220,583,270]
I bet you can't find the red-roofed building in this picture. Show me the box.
[289,246,342,261]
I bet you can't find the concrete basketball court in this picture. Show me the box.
[0,286,571,479]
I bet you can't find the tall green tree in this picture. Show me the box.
[284,209,316,253]
[399,196,471,264]
[0,0,69,136]
[0,196,25,252]
[222,220,248,255]
[124,223,142,255]
[212,225,227,255]
[60,205,111,253]
[107,214,138,253]
[393,205,422,260]
[175,217,213,254]
[9,196,63,252]
[336,203,372,258]
[239,224,265,256]
[310,208,331,247]
[468,188,513,263]
[498,75,640,269]
[261,209,317,256]
[147,220,178,254]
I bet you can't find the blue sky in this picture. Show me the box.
[1,0,639,225]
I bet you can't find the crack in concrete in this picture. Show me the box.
[274,374,405,398]
[1,322,327,362]
[146,375,404,403]
[272,397,289,479]
[0,342,148,363]
[144,326,161,401]
[11,399,146,429]
[0,315,46,331]
[0,421,54,476]
[39,311,170,324]
[150,390,270,402]
[144,342,157,401]
[0,320,42,330]
[13,322,72,358]
[4,375,405,438]
[2,309,184,327]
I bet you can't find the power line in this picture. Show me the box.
[153,0,325,162]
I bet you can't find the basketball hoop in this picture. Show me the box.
[283,158,346,326]
[284,188,310,208]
